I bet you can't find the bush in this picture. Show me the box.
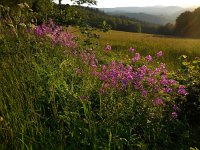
[176,55,200,147]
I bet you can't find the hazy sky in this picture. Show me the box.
[54,0,200,8]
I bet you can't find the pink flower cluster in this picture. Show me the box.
[97,59,180,99]
[129,47,135,53]
[81,46,187,109]
[178,85,188,96]
[157,51,163,58]
[153,98,164,106]
[80,48,99,76]
[34,19,77,49]
[78,45,187,119]
[32,20,187,118]
[104,44,112,51]
[131,53,140,62]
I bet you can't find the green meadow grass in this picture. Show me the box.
[0,25,199,149]
[95,30,200,69]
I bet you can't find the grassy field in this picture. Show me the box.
[0,22,199,149]
[93,30,200,69]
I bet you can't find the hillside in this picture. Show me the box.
[100,6,184,15]
[99,6,195,25]
[108,12,172,25]
[0,1,200,149]
[1,18,200,149]
[70,6,159,33]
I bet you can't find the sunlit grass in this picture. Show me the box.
[0,23,199,149]
[95,30,200,69]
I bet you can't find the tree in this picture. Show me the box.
[174,11,192,36]
[58,0,97,5]
[58,0,97,18]
[174,7,200,38]
[157,23,174,35]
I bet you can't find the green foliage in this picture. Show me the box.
[175,56,200,147]
[52,5,143,33]
[0,0,31,7]
[0,8,200,149]
[175,7,200,38]
[190,147,199,150]
[157,23,174,35]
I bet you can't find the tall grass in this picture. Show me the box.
[96,30,200,69]
[0,21,199,149]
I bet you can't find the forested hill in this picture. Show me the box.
[0,1,158,34]
[67,6,159,34]
[108,12,173,25]
[73,6,142,32]
[99,6,196,25]
[54,4,200,37]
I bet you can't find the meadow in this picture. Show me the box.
[97,30,200,68]
[0,19,200,150]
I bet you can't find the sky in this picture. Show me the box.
[54,0,200,8]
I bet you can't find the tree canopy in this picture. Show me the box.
[175,7,200,38]
[58,0,97,6]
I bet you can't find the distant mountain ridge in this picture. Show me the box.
[99,6,195,25]
[108,12,173,25]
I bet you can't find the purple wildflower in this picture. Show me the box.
[178,85,188,96]
[145,55,153,62]
[168,79,177,85]
[160,63,166,69]
[34,19,77,49]
[127,74,133,80]
[171,112,178,119]
[35,26,43,36]
[160,76,168,86]
[131,53,140,62]
[141,90,148,97]
[153,98,164,106]
[157,51,163,58]
[173,104,178,111]
[104,44,112,51]
[163,88,173,93]
[154,68,161,75]
[129,47,135,53]
[101,75,107,81]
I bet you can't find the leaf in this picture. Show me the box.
[103,20,106,26]
[17,3,25,9]
[19,23,26,28]
[192,60,200,64]
[182,62,190,66]
[182,55,187,59]
[190,147,199,150]
[23,2,30,9]
[7,23,15,28]
[60,60,68,68]
[179,55,187,60]
[188,65,195,70]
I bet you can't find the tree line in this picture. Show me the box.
[174,7,200,38]
[1,0,200,38]
[0,0,158,34]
